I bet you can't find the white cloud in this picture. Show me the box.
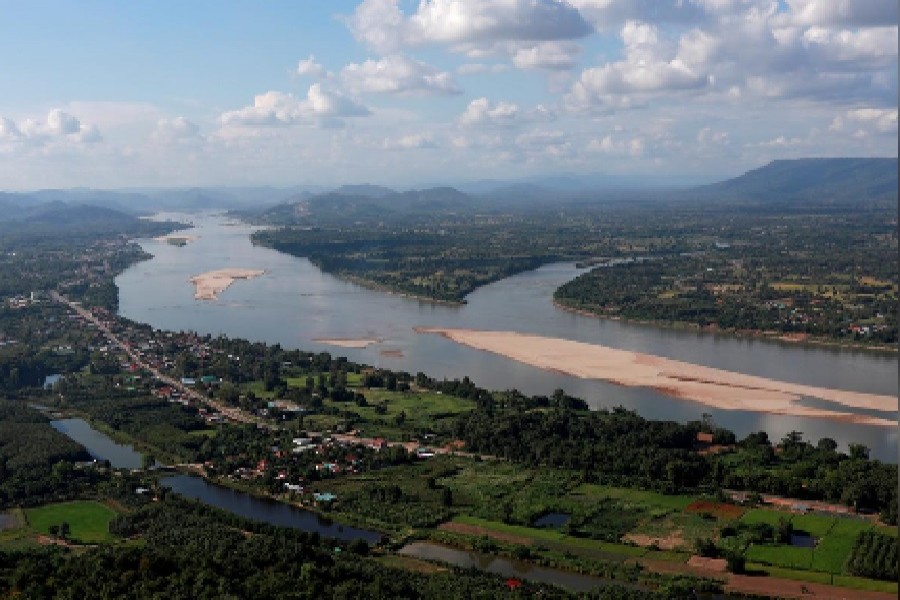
[0,109,102,147]
[567,21,710,110]
[383,133,437,149]
[221,84,370,128]
[347,0,592,54]
[587,134,646,156]
[512,41,581,70]
[341,54,461,95]
[460,97,520,126]
[153,117,202,144]
[47,109,81,135]
[459,97,557,127]
[783,0,898,27]
[297,55,328,78]
[0,117,21,142]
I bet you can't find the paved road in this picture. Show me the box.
[52,291,266,427]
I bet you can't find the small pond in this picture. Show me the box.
[533,512,571,528]
[790,533,817,548]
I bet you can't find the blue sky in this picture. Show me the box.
[0,1,896,190]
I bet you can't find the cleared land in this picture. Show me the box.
[416,328,896,426]
[25,501,118,544]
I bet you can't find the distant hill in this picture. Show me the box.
[331,184,396,198]
[693,158,897,207]
[255,186,477,224]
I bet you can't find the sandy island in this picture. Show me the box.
[415,328,897,427]
[189,268,265,301]
[156,234,199,244]
[313,338,381,349]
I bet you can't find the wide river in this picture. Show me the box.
[117,213,898,461]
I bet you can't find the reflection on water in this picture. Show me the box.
[399,542,623,593]
[160,474,381,544]
[117,212,898,461]
[50,418,143,469]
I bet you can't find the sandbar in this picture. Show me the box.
[156,234,199,244]
[416,328,897,427]
[314,338,380,349]
[189,268,265,301]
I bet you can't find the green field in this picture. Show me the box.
[746,543,813,570]
[739,508,789,528]
[25,501,118,543]
[574,484,695,511]
[740,510,878,576]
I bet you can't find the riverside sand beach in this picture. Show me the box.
[189,268,265,301]
[416,328,897,427]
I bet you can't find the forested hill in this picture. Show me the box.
[251,186,477,225]
[692,158,898,207]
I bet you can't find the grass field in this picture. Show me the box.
[574,484,695,511]
[740,509,878,576]
[746,544,813,569]
[25,501,118,543]
[739,508,789,528]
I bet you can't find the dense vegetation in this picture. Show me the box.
[454,406,898,524]
[2,498,606,600]
[554,210,897,344]
[845,530,898,581]
[0,403,95,507]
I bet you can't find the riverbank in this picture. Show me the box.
[188,268,265,301]
[552,300,898,355]
[416,327,897,427]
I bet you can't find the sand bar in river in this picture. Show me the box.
[416,328,897,427]
[314,338,381,349]
[189,268,265,301]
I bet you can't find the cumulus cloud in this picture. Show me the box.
[459,97,519,126]
[782,0,898,27]
[587,134,647,156]
[382,133,437,149]
[297,55,328,78]
[0,109,101,147]
[459,97,556,128]
[830,107,898,136]
[512,41,581,70]
[347,0,593,54]
[567,21,710,110]
[47,109,82,135]
[153,117,202,144]
[0,117,21,141]
[221,84,370,128]
[341,54,461,95]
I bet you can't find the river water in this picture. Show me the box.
[117,213,898,461]
[50,418,144,469]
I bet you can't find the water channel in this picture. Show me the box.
[116,213,898,460]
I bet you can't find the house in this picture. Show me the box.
[696,432,714,444]
[314,492,337,503]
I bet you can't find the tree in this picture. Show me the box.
[142,453,156,470]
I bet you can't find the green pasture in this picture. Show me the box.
[25,500,118,543]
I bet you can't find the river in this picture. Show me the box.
[117,213,898,461]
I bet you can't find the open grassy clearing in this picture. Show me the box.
[574,484,695,511]
[25,500,118,543]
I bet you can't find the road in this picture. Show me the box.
[52,291,266,427]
